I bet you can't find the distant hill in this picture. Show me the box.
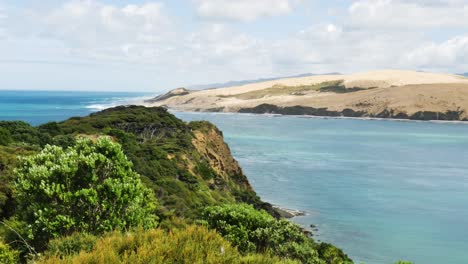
[147,70,468,121]
[187,73,341,90]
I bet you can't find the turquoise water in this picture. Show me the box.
[2,90,468,263]
[0,90,150,126]
[175,112,468,264]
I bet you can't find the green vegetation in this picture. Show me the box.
[0,240,19,264]
[202,204,352,264]
[0,106,357,263]
[218,81,343,100]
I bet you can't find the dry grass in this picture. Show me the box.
[37,226,298,264]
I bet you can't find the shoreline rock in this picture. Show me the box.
[273,205,306,218]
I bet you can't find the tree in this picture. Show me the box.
[14,137,158,248]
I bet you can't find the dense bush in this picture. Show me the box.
[202,204,352,264]
[14,137,158,249]
[0,121,49,146]
[0,127,12,146]
[37,225,298,264]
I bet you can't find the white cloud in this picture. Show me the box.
[0,7,6,39]
[195,0,292,22]
[39,0,173,62]
[349,0,468,29]
[179,24,274,78]
[403,35,468,70]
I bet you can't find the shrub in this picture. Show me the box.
[14,137,158,249]
[202,204,352,264]
[202,203,275,253]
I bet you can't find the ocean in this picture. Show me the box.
[175,112,468,264]
[2,90,468,264]
[0,90,151,125]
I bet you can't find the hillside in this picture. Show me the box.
[146,70,468,121]
[0,106,355,263]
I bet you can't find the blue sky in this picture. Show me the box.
[1,0,467,92]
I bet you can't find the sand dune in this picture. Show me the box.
[145,70,468,121]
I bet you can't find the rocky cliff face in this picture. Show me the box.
[191,122,251,191]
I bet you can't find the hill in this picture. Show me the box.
[146,70,468,121]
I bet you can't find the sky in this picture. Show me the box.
[0,0,468,92]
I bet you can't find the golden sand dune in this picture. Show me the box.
[145,70,468,121]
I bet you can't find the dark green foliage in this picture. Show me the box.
[202,204,352,264]
[196,161,217,180]
[38,122,63,137]
[318,85,367,93]
[0,121,50,146]
[0,127,12,146]
[15,137,158,250]
[0,146,36,219]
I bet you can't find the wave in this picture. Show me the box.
[85,95,155,111]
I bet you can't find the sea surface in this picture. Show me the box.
[175,112,468,264]
[0,90,151,125]
[1,90,468,264]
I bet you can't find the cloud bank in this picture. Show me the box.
[1,0,468,91]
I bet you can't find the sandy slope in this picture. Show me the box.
[145,70,468,120]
